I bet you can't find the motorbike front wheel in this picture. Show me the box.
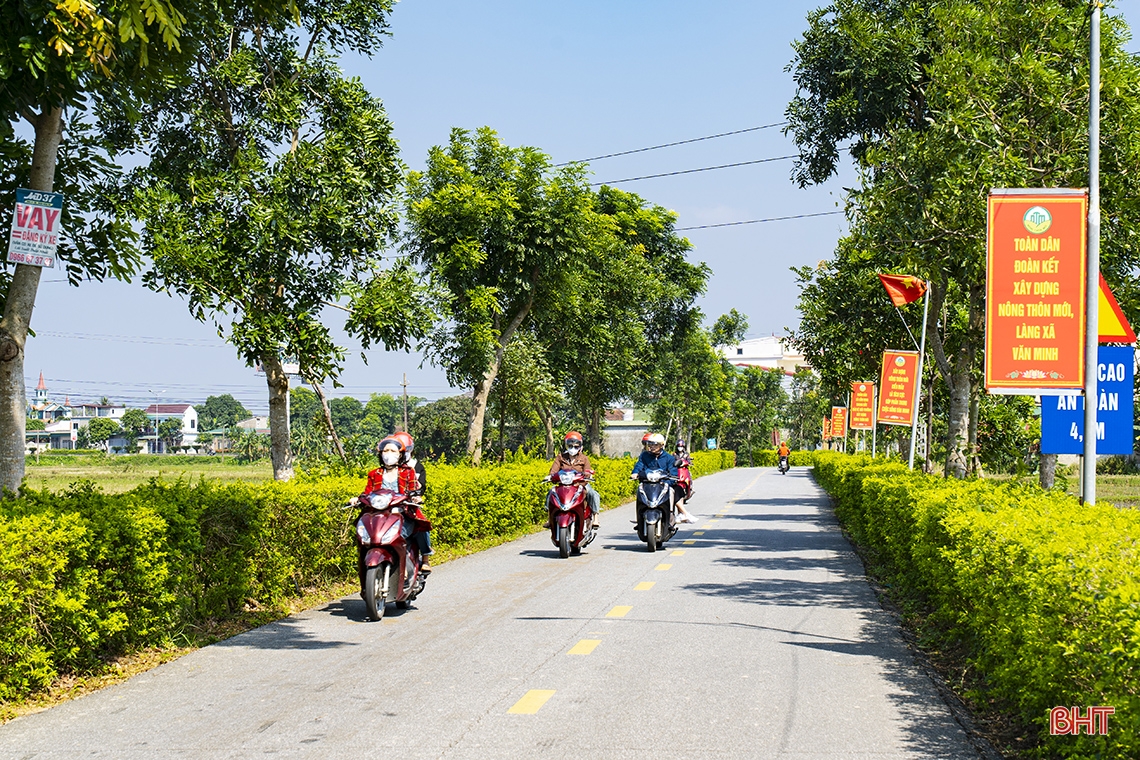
[558,525,571,558]
[646,523,657,553]
[363,563,389,621]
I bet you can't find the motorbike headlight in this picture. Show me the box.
[647,471,663,483]
[369,492,393,509]
[356,518,369,543]
[559,471,576,486]
[379,519,402,544]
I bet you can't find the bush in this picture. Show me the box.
[813,452,1140,759]
[742,449,815,467]
[0,452,737,702]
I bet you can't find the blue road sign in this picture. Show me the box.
[1041,345,1135,455]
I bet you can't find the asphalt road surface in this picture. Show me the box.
[1,467,986,759]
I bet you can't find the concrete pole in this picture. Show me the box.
[1082,3,1101,504]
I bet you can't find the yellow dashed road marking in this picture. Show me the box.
[606,606,633,618]
[508,690,556,714]
[568,640,601,655]
[635,581,655,591]
[671,550,685,556]
[683,539,695,545]
[694,531,705,536]
[655,563,672,571]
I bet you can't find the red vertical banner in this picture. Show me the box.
[831,407,848,438]
[986,190,1087,393]
[822,417,832,441]
[850,382,876,430]
[877,350,920,425]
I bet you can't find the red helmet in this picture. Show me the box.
[564,431,583,443]
[377,436,405,466]
[392,431,414,456]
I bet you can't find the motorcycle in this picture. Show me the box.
[546,469,598,558]
[353,489,430,621]
[778,455,790,474]
[634,469,678,553]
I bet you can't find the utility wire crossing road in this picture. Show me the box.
[1,468,987,759]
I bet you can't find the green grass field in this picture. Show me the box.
[24,453,274,493]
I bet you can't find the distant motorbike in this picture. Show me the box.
[546,469,597,558]
[353,489,430,621]
[635,469,678,552]
[778,455,790,474]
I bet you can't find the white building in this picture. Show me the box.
[718,336,810,376]
[143,403,199,452]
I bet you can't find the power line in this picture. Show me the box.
[593,155,797,186]
[675,210,844,231]
[557,122,788,166]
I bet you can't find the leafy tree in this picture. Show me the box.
[25,418,44,431]
[289,387,322,431]
[156,417,182,452]
[487,332,562,459]
[408,394,476,462]
[128,1,411,481]
[195,394,251,431]
[405,127,595,465]
[119,408,150,451]
[84,417,120,451]
[329,396,365,437]
[781,368,829,451]
[786,0,1140,476]
[227,426,267,463]
[710,308,749,348]
[359,393,402,441]
[723,366,787,465]
[0,0,221,491]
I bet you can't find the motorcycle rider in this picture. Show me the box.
[777,440,791,469]
[675,438,697,504]
[546,431,601,528]
[357,437,426,595]
[393,431,433,573]
[630,433,694,523]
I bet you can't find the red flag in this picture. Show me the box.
[878,274,927,307]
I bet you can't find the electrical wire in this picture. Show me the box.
[675,210,844,231]
[557,122,788,166]
[592,155,797,186]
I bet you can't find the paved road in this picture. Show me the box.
[1,467,984,759]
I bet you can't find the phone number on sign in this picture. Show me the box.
[7,251,54,267]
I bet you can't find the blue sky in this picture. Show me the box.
[22,1,1138,413]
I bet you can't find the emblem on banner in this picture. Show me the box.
[1022,206,1052,234]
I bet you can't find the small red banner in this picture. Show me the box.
[831,407,848,438]
[877,350,920,426]
[850,382,876,430]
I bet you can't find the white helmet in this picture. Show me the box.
[647,433,665,446]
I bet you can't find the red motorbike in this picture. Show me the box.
[354,489,430,621]
[546,469,598,558]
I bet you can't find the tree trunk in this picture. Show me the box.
[588,408,602,456]
[536,403,555,459]
[967,391,981,476]
[308,377,346,464]
[263,355,294,480]
[466,303,533,466]
[927,280,983,480]
[0,107,63,494]
[1039,452,1057,489]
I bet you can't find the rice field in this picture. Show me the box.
[23,453,274,494]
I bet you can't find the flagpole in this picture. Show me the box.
[872,385,878,458]
[1082,3,1101,505]
[908,282,932,470]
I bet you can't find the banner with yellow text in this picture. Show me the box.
[850,382,876,430]
[986,189,1087,393]
[831,407,848,438]
[877,350,920,426]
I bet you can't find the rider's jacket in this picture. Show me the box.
[550,451,592,476]
[631,450,679,478]
[364,465,418,496]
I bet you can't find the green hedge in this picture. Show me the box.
[813,452,1140,759]
[740,449,814,467]
[0,451,735,701]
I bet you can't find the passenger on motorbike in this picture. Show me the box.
[673,438,697,522]
[630,433,693,523]
[546,431,601,528]
[393,431,433,572]
[359,437,431,581]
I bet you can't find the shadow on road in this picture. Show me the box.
[215,615,360,650]
[323,598,418,623]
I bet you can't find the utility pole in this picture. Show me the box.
[1082,2,1101,505]
[402,373,409,431]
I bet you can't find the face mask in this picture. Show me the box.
[566,445,581,455]
[381,451,400,467]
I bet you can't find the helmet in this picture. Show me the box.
[564,431,584,454]
[377,436,405,467]
[641,432,651,442]
[393,431,414,457]
[647,433,665,447]
[676,439,687,450]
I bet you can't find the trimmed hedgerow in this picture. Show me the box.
[0,452,736,702]
[813,452,1140,759]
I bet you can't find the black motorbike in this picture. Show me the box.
[634,469,678,552]
[778,455,790,474]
